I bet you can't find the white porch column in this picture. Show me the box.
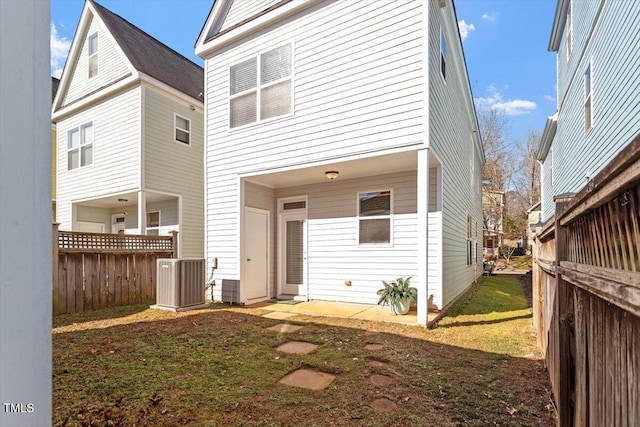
[416,149,429,326]
[138,190,146,234]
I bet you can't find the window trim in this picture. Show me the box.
[228,42,294,130]
[566,0,572,61]
[67,121,94,171]
[467,215,473,266]
[584,62,593,134]
[88,32,98,79]
[357,189,393,247]
[440,27,447,82]
[174,113,191,146]
[146,210,161,233]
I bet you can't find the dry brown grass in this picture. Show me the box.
[53,275,555,426]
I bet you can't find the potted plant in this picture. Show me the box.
[376,277,417,315]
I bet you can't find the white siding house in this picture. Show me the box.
[538,0,640,222]
[52,0,205,258]
[195,0,484,325]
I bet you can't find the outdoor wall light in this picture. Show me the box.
[325,171,339,180]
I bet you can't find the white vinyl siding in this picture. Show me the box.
[63,15,130,106]
[56,87,141,231]
[274,172,417,304]
[429,0,483,307]
[220,0,282,32]
[144,87,204,257]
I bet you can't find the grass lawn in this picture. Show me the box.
[52,275,554,426]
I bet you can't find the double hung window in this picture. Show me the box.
[68,122,93,170]
[229,44,292,128]
[88,32,98,78]
[358,190,392,245]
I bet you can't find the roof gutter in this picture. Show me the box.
[548,0,568,52]
[537,112,558,161]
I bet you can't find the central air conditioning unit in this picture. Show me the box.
[152,259,207,311]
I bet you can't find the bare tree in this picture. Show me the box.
[513,130,541,208]
[478,109,513,192]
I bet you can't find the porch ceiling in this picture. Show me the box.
[244,150,429,188]
[77,191,176,209]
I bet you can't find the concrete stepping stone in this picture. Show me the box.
[370,397,397,413]
[267,323,303,333]
[262,311,297,320]
[279,368,336,390]
[366,359,388,368]
[364,343,383,351]
[276,341,319,355]
[369,374,393,386]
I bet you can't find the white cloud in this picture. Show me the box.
[481,12,498,22]
[51,22,71,78]
[544,95,555,102]
[457,20,476,41]
[475,84,537,116]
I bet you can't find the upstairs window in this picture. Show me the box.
[440,27,447,80]
[584,63,592,132]
[175,114,190,145]
[88,32,98,78]
[229,44,292,128]
[68,122,93,170]
[358,190,392,245]
[467,215,473,265]
[566,1,572,60]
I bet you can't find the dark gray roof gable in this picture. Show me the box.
[90,0,203,102]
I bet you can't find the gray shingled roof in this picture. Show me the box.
[90,0,203,102]
[52,77,60,103]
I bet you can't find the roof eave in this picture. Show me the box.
[196,0,321,59]
[537,112,558,161]
[548,0,569,52]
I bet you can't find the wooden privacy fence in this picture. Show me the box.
[532,134,640,426]
[53,226,177,315]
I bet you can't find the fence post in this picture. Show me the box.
[554,193,575,427]
[171,230,179,258]
[52,223,59,315]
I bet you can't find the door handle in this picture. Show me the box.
[247,258,252,262]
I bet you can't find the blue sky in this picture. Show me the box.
[51,0,558,140]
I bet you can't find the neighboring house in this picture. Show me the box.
[195,0,484,325]
[526,201,541,252]
[538,0,640,222]
[482,189,504,257]
[52,76,60,221]
[52,0,204,257]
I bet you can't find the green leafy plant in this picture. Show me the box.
[376,277,417,306]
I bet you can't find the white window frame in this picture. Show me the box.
[566,0,572,61]
[357,189,393,247]
[228,42,293,129]
[467,214,473,266]
[440,27,447,81]
[88,32,98,79]
[174,113,191,145]
[146,211,161,234]
[67,121,94,171]
[584,62,593,134]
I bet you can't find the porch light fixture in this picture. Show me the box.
[325,171,339,180]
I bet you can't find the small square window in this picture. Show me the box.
[147,211,160,227]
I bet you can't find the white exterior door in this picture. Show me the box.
[111,214,126,233]
[243,207,269,302]
[278,203,307,299]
